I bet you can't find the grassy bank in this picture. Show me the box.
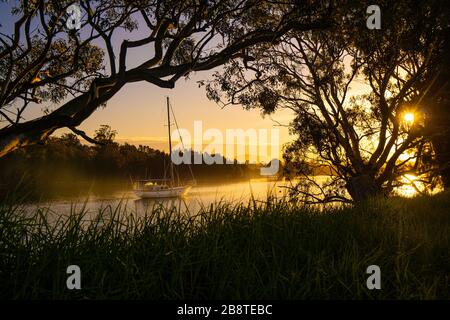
[0,193,449,299]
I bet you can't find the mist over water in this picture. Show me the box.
[23,179,294,218]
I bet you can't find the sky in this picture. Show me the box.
[0,2,297,162]
[74,69,294,158]
[0,2,369,162]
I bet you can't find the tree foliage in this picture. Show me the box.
[0,126,261,199]
[206,0,448,202]
[0,0,332,157]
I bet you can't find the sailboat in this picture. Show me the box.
[133,97,194,198]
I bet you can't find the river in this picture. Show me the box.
[24,178,300,219]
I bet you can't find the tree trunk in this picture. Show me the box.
[346,174,383,202]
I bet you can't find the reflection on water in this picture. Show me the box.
[26,179,293,218]
[135,179,292,215]
[23,174,438,219]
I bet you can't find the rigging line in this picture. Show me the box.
[169,99,196,183]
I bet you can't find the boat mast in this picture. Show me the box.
[167,97,174,185]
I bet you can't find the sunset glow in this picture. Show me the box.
[403,112,415,125]
[396,174,420,198]
[1,0,450,302]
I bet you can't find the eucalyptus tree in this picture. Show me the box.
[206,1,443,202]
[0,0,332,157]
[408,0,450,189]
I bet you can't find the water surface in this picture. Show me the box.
[26,179,298,218]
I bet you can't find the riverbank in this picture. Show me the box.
[0,192,449,299]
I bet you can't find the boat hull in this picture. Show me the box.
[134,186,191,199]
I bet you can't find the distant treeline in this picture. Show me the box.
[0,126,264,200]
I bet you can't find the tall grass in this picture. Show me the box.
[0,193,449,299]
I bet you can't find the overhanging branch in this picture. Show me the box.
[69,126,103,145]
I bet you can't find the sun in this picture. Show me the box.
[403,112,415,124]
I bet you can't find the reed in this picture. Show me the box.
[0,193,449,299]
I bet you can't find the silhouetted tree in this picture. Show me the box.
[0,0,332,157]
[406,1,450,189]
[0,125,261,199]
[94,125,117,145]
[207,1,443,202]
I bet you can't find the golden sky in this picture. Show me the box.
[0,5,372,162]
[71,69,295,159]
